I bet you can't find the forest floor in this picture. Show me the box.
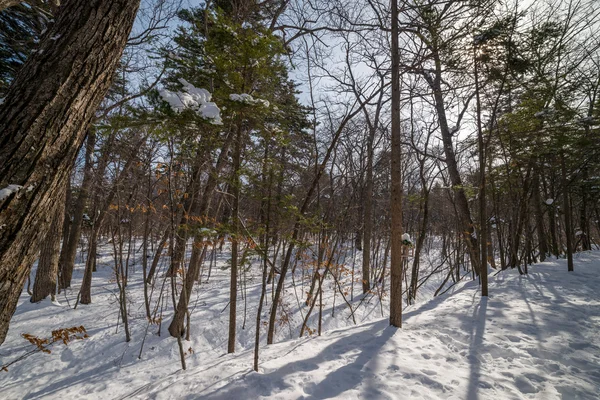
[1,246,599,399]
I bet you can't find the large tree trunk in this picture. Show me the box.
[31,184,66,303]
[474,50,488,296]
[389,0,403,328]
[0,0,140,345]
[61,130,95,289]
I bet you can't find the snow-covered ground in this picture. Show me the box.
[1,246,599,399]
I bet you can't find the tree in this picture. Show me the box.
[0,0,141,345]
[389,0,403,328]
[30,185,66,303]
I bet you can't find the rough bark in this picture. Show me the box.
[31,183,66,303]
[228,128,241,354]
[0,0,140,344]
[474,50,488,296]
[389,0,403,328]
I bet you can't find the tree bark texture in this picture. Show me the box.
[0,0,140,345]
[389,0,403,328]
[31,182,66,303]
[228,128,242,354]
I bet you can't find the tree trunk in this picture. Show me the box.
[31,185,66,303]
[254,142,272,371]
[57,178,72,291]
[532,168,548,261]
[227,128,241,354]
[389,0,403,328]
[561,153,574,272]
[168,130,234,337]
[79,136,143,304]
[474,48,488,297]
[0,0,140,345]
[147,227,169,284]
[362,125,374,294]
[61,130,95,289]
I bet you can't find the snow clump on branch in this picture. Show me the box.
[160,78,222,125]
[229,93,270,108]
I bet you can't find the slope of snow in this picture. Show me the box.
[1,250,599,399]
[122,252,600,400]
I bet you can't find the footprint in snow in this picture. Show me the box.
[504,335,522,343]
[387,364,400,372]
[514,376,539,394]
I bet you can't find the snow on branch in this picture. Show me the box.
[229,93,270,107]
[160,79,222,125]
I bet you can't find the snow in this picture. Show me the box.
[1,245,599,399]
[402,233,413,246]
[160,79,222,125]
[0,184,23,201]
[545,198,554,205]
[229,93,270,107]
[134,253,600,400]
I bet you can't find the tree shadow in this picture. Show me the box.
[466,296,487,400]
[180,319,393,399]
